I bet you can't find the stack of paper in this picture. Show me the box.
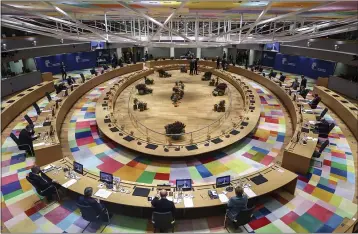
[183,197,194,208]
[94,189,112,199]
[218,194,229,203]
[34,142,45,147]
[62,179,77,188]
[244,187,257,198]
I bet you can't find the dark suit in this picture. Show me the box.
[189,60,194,75]
[19,129,36,154]
[78,196,109,221]
[301,78,307,88]
[29,171,55,199]
[309,96,321,109]
[194,60,198,74]
[216,58,221,69]
[279,75,286,82]
[151,197,176,214]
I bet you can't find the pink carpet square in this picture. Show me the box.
[307,204,334,223]
[303,184,315,194]
[1,174,18,186]
[1,206,13,223]
[76,137,94,146]
[281,211,299,225]
[44,206,72,225]
[260,155,274,166]
[97,158,124,173]
[1,159,11,167]
[76,121,90,129]
[243,152,253,158]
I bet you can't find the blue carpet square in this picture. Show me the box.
[276,134,285,142]
[84,112,96,119]
[10,154,26,165]
[29,212,42,221]
[327,214,344,229]
[70,147,80,152]
[195,165,213,178]
[95,138,104,145]
[316,224,334,233]
[75,131,92,139]
[81,107,88,111]
[252,146,269,155]
[317,183,335,193]
[312,168,322,176]
[1,181,22,195]
[331,167,347,177]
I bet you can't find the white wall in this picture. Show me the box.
[9,60,24,75]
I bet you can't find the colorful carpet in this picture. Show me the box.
[1,69,356,233]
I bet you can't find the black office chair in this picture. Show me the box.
[32,102,41,115]
[76,203,111,233]
[24,114,34,126]
[80,73,85,83]
[152,212,175,233]
[316,108,328,121]
[224,206,255,232]
[10,133,34,156]
[26,176,60,202]
[45,92,52,102]
[319,123,335,138]
[300,89,310,99]
[313,140,330,158]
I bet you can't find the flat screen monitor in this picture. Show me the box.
[73,161,83,175]
[264,42,280,52]
[100,171,113,184]
[176,179,192,191]
[216,175,231,187]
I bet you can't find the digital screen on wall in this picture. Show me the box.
[91,41,105,50]
[264,42,280,52]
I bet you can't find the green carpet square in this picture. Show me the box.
[136,171,155,184]
[295,213,323,233]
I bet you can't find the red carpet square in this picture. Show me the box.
[249,217,270,230]
[44,206,72,225]
[281,211,299,225]
[307,204,334,223]
[154,173,170,180]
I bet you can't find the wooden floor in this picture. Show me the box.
[113,70,244,144]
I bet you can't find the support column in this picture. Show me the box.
[170,47,175,58]
[116,48,122,58]
[196,48,201,59]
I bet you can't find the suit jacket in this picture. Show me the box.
[227,195,248,220]
[311,97,321,106]
[78,196,104,214]
[19,129,34,148]
[151,197,176,214]
[301,78,307,88]
[28,172,52,190]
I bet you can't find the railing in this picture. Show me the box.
[126,77,234,145]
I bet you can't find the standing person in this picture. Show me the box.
[136,51,141,62]
[194,58,198,75]
[216,56,221,69]
[236,51,240,65]
[229,54,233,65]
[151,189,176,214]
[145,51,149,61]
[111,53,118,68]
[189,59,194,75]
[223,51,227,60]
[300,75,307,89]
[226,186,248,221]
[60,62,67,81]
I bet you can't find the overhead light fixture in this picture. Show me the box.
[33,41,36,46]
[55,6,67,15]
[307,41,311,47]
[297,27,310,32]
[334,44,339,50]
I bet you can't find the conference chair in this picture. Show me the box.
[76,203,111,233]
[24,114,34,126]
[316,108,328,121]
[45,92,52,102]
[313,140,329,158]
[9,133,34,157]
[152,212,175,233]
[300,89,310,100]
[26,176,60,203]
[319,123,335,138]
[80,73,85,83]
[32,102,41,115]
[224,206,255,232]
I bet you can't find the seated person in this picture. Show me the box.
[274,73,286,83]
[19,125,39,155]
[226,186,248,220]
[151,189,176,214]
[314,118,329,133]
[309,94,321,108]
[268,69,274,79]
[288,78,300,90]
[66,76,76,86]
[54,83,67,94]
[78,187,112,222]
[29,165,58,201]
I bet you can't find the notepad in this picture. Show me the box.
[244,188,256,198]
[62,179,77,188]
[218,194,229,203]
[94,189,112,199]
[183,197,194,207]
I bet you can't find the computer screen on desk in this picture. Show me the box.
[216,175,230,187]
[73,161,83,175]
[176,179,192,191]
[100,171,113,184]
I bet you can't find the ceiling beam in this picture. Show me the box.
[116,1,192,42]
[149,0,188,42]
[241,2,272,42]
[208,1,338,41]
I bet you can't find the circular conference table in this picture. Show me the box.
[25,60,298,214]
[95,65,261,157]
